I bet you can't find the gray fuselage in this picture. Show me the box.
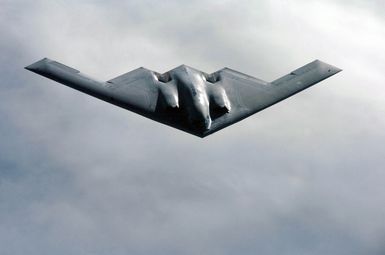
[169,66,212,130]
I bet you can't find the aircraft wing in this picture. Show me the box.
[25,58,341,137]
[203,60,342,136]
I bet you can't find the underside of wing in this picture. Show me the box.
[26,58,341,138]
[202,60,341,136]
[106,68,160,116]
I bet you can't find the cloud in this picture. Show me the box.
[1,0,385,254]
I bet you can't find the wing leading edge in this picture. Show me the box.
[25,58,341,137]
[202,60,341,136]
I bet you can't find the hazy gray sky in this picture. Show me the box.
[1,0,385,254]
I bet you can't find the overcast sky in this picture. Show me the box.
[1,0,385,254]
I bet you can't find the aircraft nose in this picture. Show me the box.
[171,65,213,131]
[204,116,212,130]
[190,115,212,130]
[189,97,212,131]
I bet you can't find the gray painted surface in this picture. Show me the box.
[25,58,341,137]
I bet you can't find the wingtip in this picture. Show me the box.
[24,65,32,71]
[328,64,342,74]
[25,58,51,73]
[314,59,342,74]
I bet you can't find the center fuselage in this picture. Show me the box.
[170,65,212,130]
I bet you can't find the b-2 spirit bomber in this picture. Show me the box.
[25,58,341,137]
